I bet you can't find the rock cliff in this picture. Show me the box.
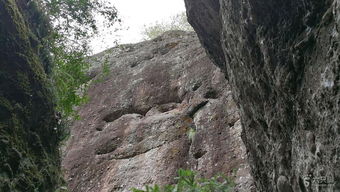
[185,0,339,191]
[0,0,63,191]
[62,31,253,192]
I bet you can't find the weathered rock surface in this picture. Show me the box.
[0,0,63,191]
[62,31,253,192]
[184,0,226,73]
[185,0,339,191]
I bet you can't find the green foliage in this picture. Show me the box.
[39,0,119,44]
[132,169,235,192]
[32,0,119,119]
[142,12,193,40]
[51,44,90,118]
[102,59,110,76]
[93,55,111,84]
[187,128,196,142]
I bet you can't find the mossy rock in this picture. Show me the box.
[0,0,63,191]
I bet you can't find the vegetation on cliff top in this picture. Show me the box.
[142,12,193,40]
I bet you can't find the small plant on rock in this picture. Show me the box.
[132,169,235,192]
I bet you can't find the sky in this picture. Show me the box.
[90,0,186,53]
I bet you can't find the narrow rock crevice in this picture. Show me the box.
[95,137,122,155]
[203,88,219,99]
[193,149,207,159]
[186,100,209,118]
[110,144,164,160]
[102,108,148,123]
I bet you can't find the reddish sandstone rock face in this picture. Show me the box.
[62,31,253,192]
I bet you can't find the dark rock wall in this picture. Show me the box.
[184,0,226,73]
[0,0,62,191]
[185,0,339,191]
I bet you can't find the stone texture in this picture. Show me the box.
[184,0,226,73]
[0,0,63,191]
[185,0,340,191]
[62,31,253,192]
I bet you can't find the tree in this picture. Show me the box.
[142,12,193,40]
[30,0,120,119]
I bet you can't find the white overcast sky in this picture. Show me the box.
[90,0,186,53]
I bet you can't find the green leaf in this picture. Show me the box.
[131,169,235,192]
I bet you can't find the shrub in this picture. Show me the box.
[132,169,235,192]
[142,12,193,40]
